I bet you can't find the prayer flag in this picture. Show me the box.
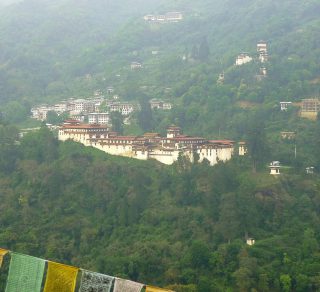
[79,270,114,292]
[5,253,45,292]
[146,286,175,292]
[43,261,78,292]
[113,278,144,292]
[0,248,8,268]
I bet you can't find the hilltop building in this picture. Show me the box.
[58,123,235,166]
[257,41,269,63]
[257,41,267,53]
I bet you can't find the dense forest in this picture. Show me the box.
[0,0,320,291]
[0,124,320,292]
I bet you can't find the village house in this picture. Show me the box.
[257,41,267,53]
[107,87,114,94]
[257,41,269,63]
[280,131,296,140]
[58,124,235,166]
[143,14,157,21]
[246,238,255,246]
[149,99,172,110]
[260,67,267,76]
[165,12,183,22]
[88,113,110,125]
[54,103,68,114]
[259,52,269,63]
[109,102,136,116]
[280,101,292,111]
[217,72,225,84]
[235,53,253,66]
[269,161,281,175]
[143,12,183,23]
[301,98,320,112]
[238,142,247,156]
[131,62,143,70]
[300,98,320,120]
[31,105,54,121]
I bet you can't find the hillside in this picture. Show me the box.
[0,0,319,104]
[0,126,320,292]
[0,0,164,102]
[0,1,320,291]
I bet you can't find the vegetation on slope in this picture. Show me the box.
[0,125,320,291]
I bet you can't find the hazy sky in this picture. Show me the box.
[0,0,22,6]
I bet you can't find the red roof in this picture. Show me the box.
[62,124,108,130]
[208,140,235,145]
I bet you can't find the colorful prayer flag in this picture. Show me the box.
[0,248,8,268]
[79,270,114,292]
[146,286,175,292]
[43,261,78,292]
[5,253,45,292]
[113,278,144,292]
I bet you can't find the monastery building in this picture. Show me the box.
[58,122,235,166]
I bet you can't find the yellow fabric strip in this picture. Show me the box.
[0,248,9,268]
[43,261,78,292]
[146,286,175,292]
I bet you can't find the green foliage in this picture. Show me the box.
[0,0,320,290]
[110,111,124,134]
[46,111,69,125]
[0,130,318,290]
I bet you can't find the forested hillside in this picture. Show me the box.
[0,1,320,291]
[0,125,320,292]
[0,0,164,102]
[0,0,319,104]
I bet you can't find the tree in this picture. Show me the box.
[198,37,210,61]
[137,95,153,132]
[46,111,60,124]
[110,111,124,134]
[246,112,270,172]
[218,192,240,242]
[0,124,19,173]
[280,274,291,292]
[2,101,29,123]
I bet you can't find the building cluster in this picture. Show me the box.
[234,41,269,78]
[58,123,235,166]
[280,98,319,120]
[31,95,140,124]
[143,12,183,23]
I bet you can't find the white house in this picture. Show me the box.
[280,102,292,111]
[235,53,253,66]
[131,62,142,70]
[88,113,110,125]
